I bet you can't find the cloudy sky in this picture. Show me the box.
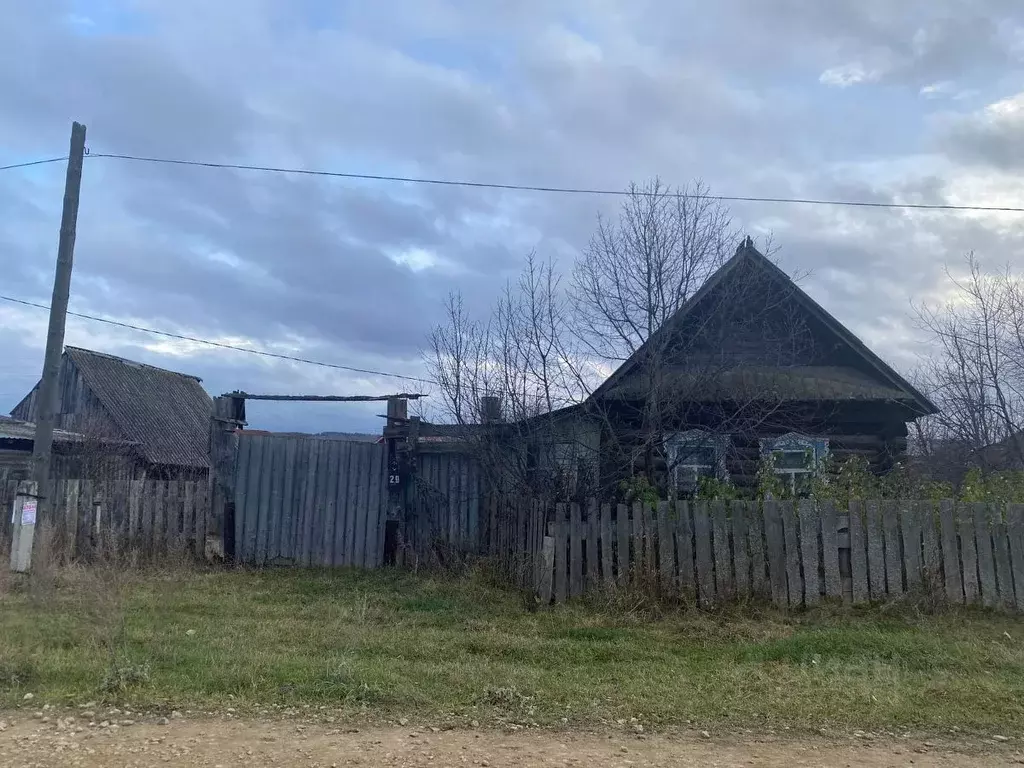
[2,0,1024,432]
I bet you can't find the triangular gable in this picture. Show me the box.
[65,347,213,468]
[590,238,937,415]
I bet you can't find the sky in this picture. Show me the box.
[2,0,1024,433]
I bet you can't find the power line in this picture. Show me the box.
[0,294,434,385]
[0,157,68,172]
[0,294,582,405]
[7,151,1023,213]
[89,151,1024,213]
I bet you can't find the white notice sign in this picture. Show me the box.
[21,500,36,526]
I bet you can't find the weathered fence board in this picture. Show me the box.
[631,502,644,582]
[990,506,1015,610]
[748,502,766,597]
[587,499,599,589]
[865,501,886,599]
[900,501,922,592]
[763,501,788,606]
[939,500,961,602]
[600,503,613,584]
[958,505,980,603]
[731,501,750,598]
[882,500,902,596]
[569,503,583,598]
[645,505,656,575]
[1007,505,1024,610]
[781,502,802,607]
[693,501,714,605]
[848,501,869,604]
[921,501,941,594]
[972,503,997,607]
[819,500,841,599]
[711,501,733,600]
[538,524,554,604]
[616,504,630,587]
[675,501,695,598]
[554,503,568,603]
[798,499,820,606]
[657,501,673,590]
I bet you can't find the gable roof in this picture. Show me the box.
[590,238,937,415]
[64,347,213,468]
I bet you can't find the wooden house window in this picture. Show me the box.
[665,431,729,495]
[760,433,828,496]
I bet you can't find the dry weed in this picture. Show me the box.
[27,523,59,604]
[0,532,10,596]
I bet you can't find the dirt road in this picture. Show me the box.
[1,713,1020,767]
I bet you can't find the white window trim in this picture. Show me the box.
[760,433,828,494]
[665,430,730,492]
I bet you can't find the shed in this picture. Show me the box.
[12,347,213,480]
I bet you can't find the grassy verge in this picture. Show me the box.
[2,565,1023,734]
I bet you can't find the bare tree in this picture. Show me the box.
[424,292,491,426]
[915,254,1024,469]
[568,179,814,490]
[571,178,735,363]
[424,178,812,500]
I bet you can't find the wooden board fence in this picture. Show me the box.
[2,476,208,561]
[524,499,1024,611]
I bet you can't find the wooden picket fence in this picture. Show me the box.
[491,498,1024,611]
[2,477,209,562]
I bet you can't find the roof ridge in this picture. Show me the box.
[587,237,937,415]
[66,346,204,383]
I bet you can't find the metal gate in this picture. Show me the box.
[233,433,387,567]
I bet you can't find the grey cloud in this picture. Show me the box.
[4,0,1024,431]
[935,97,1024,170]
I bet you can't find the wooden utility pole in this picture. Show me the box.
[27,122,87,530]
[384,397,409,564]
[209,394,244,562]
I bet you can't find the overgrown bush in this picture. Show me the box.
[619,455,1024,504]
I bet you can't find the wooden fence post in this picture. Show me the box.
[210,394,244,561]
[538,523,555,605]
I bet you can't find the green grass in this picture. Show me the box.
[2,565,1024,734]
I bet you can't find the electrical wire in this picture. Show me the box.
[7,151,1022,213]
[0,294,434,385]
[0,295,590,405]
[0,157,68,171]
[88,151,1024,213]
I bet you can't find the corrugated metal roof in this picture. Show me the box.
[65,347,213,469]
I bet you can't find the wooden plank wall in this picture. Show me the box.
[1,476,209,561]
[521,499,1024,611]
[233,434,387,567]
